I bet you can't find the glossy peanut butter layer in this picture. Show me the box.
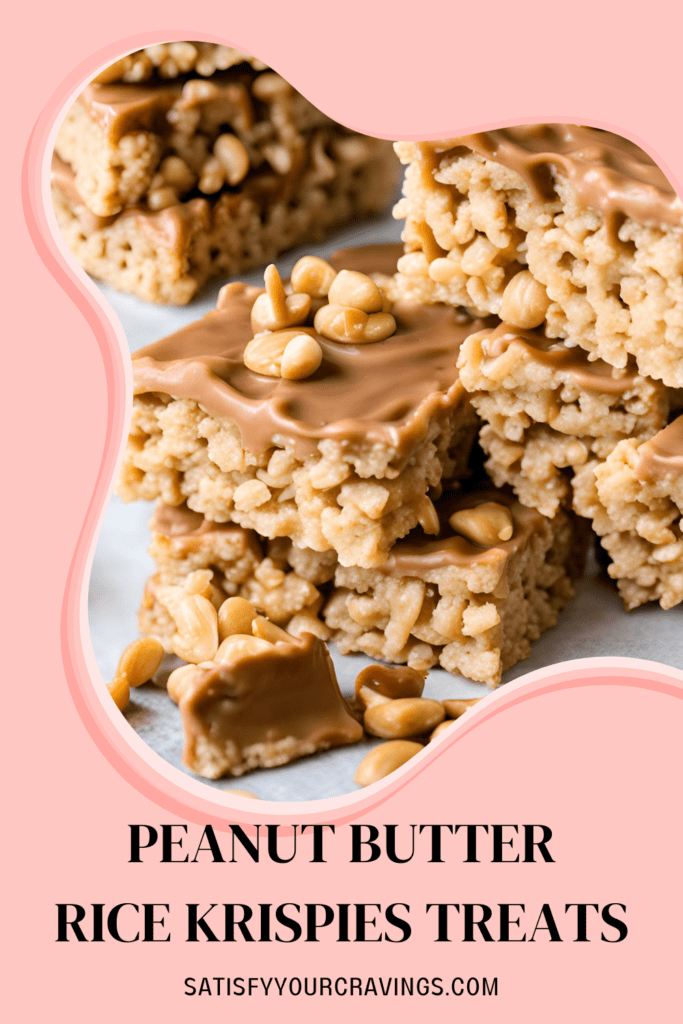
[78,73,256,144]
[51,152,207,250]
[417,125,682,232]
[635,415,683,482]
[152,489,541,574]
[383,490,544,573]
[133,275,485,464]
[180,632,362,760]
[478,322,643,394]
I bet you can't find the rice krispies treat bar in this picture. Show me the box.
[52,145,394,305]
[393,126,683,387]
[573,416,683,609]
[52,68,398,303]
[456,322,671,517]
[140,490,585,688]
[118,250,483,568]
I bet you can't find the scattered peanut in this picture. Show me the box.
[328,269,384,313]
[251,265,310,332]
[442,697,482,719]
[214,133,250,186]
[218,596,257,640]
[429,719,455,741]
[449,502,514,547]
[354,664,426,703]
[364,697,445,739]
[354,740,423,787]
[227,790,261,799]
[113,637,164,690]
[500,270,550,330]
[107,675,130,712]
[290,256,337,297]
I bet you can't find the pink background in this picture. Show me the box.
[7,0,683,1018]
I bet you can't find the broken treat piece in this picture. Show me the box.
[138,504,329,649]
[139,487,585,687]
[175,631,363,779]
[572,415,683,609]
[52,60,398,303]
[118,249,483,569]
[393,126,683,387]
[457,322,671,517]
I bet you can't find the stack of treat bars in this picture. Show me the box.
[53,50,683,789]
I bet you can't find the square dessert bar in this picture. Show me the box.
[52,55,398,303]
[456,322,671,517]
[573,416,683,609]
[118,248,482,568]
[140,489,585,687]
[393,126,683,387]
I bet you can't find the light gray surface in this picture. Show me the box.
[88,213,683,802]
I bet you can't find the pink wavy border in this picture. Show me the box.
[22,33,683,830]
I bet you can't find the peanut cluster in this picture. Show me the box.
[243,256,397,381]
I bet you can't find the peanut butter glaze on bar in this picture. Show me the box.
[418,125,682,231]
[151,490,539,573]
[77,72,257,144]
[479,322,642,394]
[635,415,683,482]
[133,272,487,466]
[51,153,208,250]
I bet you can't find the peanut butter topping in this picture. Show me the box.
[479,322,642,393]
[635,415,683,482]
[419,125,682,232]
[133,265,485,466]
